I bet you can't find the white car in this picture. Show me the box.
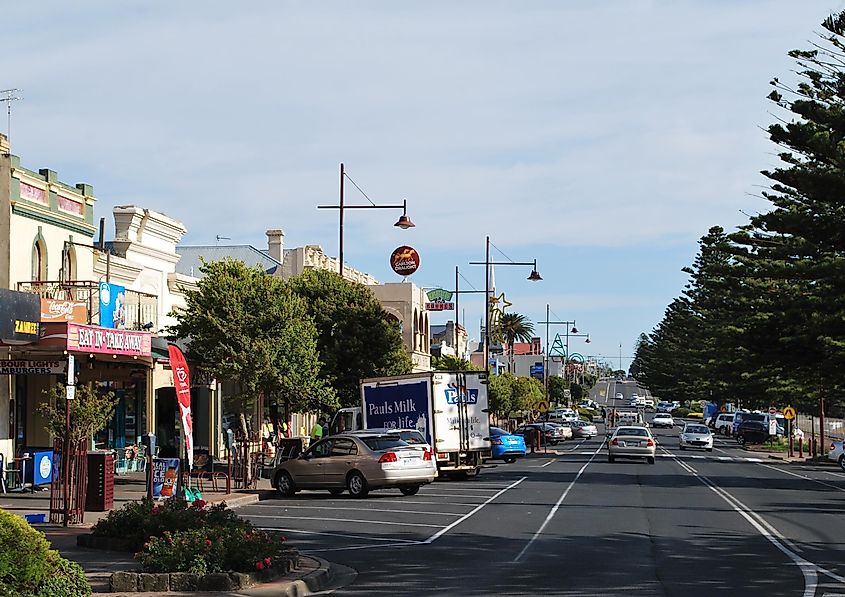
[656,402,674,413]
[713,413,735,435]
[644,398,655,409]
[829,439,845,470]
[615,392,624,401]
[652,413,674,428]
[679,423,713,452]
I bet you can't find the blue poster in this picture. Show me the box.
[152,457,180,499]
[363,381,431,445]
[99,282,127,329]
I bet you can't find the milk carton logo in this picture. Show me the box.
[444,383,479,405]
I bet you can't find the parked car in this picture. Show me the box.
[713,413,735,435]
[644,398,655,409]
[272,433,436,498]
[679,423,713,452]
[578,400,598,410]
[608,426,656,464]
[828,440,845,471]
[544,422,574,440]
[566,420,598,439]
[514,422,569,446]
[735,420,771,446]
[615,392,624,401]
[732,411,767,435]
[348,428,437,476]
[652,413,675,428]
[656,402,674,413]
[488,427,528,463]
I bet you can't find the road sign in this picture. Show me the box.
[720,405,726,413]
[538,401,549,414]
[769,406,777,415]
[783,406,796,420]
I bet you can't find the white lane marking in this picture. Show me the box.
[541,460,555,468]
[825,471,845,479]
[512,441,605,563]
[251,504,463,517]
[255,527,419,543]
[410,493,506,499]
[302,541,422,554]
[757,463,845,494]
[248,515,443,528]
[661,448,840,597]
[420,476,526,544]
[425,486,505,492]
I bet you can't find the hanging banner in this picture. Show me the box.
[99,282,127,329]
[167,344,194,471]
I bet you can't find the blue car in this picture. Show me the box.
[489,426,528,463]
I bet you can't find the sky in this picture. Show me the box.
[4,1,843,372]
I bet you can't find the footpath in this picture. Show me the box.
[0,472,346,596]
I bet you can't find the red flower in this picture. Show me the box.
[280,536,287,542]
[264,557,272,566]
[205,539,212,547]
[255,561,264,571]
[193,499,207,509]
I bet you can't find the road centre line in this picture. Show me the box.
[661,448,845,597]
[255,527,420,543]
[251,504,463,516]
[247,515,443,528]
[512,441,605,563]
[420,476,526,545]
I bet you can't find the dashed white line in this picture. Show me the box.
[252,504,463,516]
[248,515,443,528]
[513,441,605,563]
[255,527,420,543]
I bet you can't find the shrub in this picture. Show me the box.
[671,407,690,418]
[0,508,90,597]
[92,498,249,552]
[137,526,290,574]
[578,408,598,421]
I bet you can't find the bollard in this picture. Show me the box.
[812,437,818,458]
[788,434,794,458]
[799,438,804,459]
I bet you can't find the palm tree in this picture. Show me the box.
[496,313,535,372]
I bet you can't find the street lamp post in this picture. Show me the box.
[451,266,487,359]
[564,327,590,382]
[469,236,541,375]
[538,309,576,402]
[317,163,415,277]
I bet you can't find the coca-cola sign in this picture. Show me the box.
[40,299,88,323]
[390,245,420,277]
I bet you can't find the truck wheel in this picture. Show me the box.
[347,471,369,498]
[399,485,420,496]
[449,471,469,481]
[608,455,615,463]
[467,467,480,478]
[275,472,296,497]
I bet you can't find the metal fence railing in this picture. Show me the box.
[795,413,845,442]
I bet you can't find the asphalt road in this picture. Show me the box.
[240,404,845,596]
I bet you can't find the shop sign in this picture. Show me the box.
[0,289,41,345]
[67,322,152,357]
[390,245,420,277]
[0,360,65,375]
[99,282,127,329]
[425,288,454,311]
[151,458,181,499]
[40,298,88,323]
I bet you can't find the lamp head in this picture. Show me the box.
[394,214,415,229]
[571,325,579,334]
[527,269,542,282]
[585,335,591,344]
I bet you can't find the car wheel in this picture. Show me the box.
[839,455,845,472]
[328,488,344,496]
[274,471,296,497]
[608,455,615,463]
[504,457,516,464]
[737,435,746,446]
[400,485,420,496]
[647,456,655,464]
[347,471,369,498]
[707,448,713,452]
[679,446,686,451]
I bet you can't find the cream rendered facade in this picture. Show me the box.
[0,134,97,462]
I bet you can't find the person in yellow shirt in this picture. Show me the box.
[310,418,325,443]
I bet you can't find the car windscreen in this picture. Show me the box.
[685,426,709,434]
[616,427,648,437]
[361,437,409,451]
[397,431,425,444]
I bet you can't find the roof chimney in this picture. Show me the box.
[266,229,285,263]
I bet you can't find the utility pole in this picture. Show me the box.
[619,343,622,373]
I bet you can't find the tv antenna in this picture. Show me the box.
[0,88,21,140]
[215,234,231,245]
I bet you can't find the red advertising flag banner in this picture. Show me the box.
[167,345,194,470]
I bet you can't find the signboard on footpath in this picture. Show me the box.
[0,360,66,375]
[66,322,152,357]
[151,458,181,499]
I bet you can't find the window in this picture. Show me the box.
[31,240,47,281]
[362,437,408,451]
[330,438,357,456]
[307,439,333,458]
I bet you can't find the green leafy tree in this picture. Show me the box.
[170,258,335,418]
[511,375,545,413]
[287,269,411,408]
[487,373,514,419]
[547,375,567,406]
[496,312,535,371]
[38,383,117,441]
[431,355,480,371]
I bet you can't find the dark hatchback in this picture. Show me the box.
[736,420,771,445]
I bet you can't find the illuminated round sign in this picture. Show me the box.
[390,246,420,277]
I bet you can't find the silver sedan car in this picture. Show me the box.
[272,433,437,498]
[608,426,656,464]
[679,423,713,452]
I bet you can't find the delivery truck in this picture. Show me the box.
[329,371,491,477]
